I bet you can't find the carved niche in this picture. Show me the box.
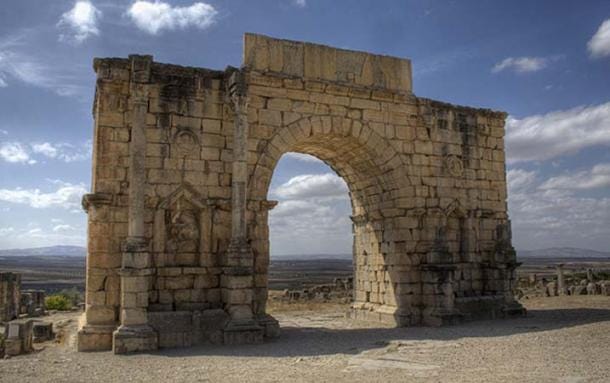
[154,184,211,267]
[422,200,470,264]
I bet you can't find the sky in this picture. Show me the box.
[0,1,609,255]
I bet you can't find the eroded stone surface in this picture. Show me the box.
[78,34,523,353]
[0,273,21,323]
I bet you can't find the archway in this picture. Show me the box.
[265,152,353,312]
[248,116,414,326]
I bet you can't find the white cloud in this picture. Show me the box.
[283,152,323,163]
[58,1,102,43]
[271,200,351,236]
[25,228,43,235]
[492,57,547,74]
[539,163,610,190]
[0,142,36,164]
[32,142,58,158]
[127,1,218,35]
[1,54,83,95]
[270,198,352,255]
[0,140,91,164]
[0,227,15,236]
[507,168,537,192]
[588,19,610,58]
[506,102,610,163]
[0,181,87,210]
[0,129,8,135]
[53,224,77,232]
[294,0,307,7]
[272,173,348,200]
[0,34,86,96]
[269,172,352,256]
[31,141,92,162]
[508,168,610,251]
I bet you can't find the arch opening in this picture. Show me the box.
[248,117,414,326]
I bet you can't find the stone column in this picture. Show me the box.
[221,70,263,344]
[556,264,567,296]
[112,55,158,354]
[226,70,251,267]
[587,268,594,282]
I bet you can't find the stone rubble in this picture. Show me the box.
[519,265,610,298]
[3,319,34,357]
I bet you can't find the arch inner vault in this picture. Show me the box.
[78,34,524,353]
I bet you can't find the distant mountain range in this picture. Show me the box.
[517,247,610,259]
[0,245,86,257]
[272,253,352,260]
[0,246,608,259]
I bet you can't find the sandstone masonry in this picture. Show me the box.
[0,272,21,323]
[78,34,524,354]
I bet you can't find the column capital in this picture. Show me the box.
[129,54,153,84]
[226,69,248,112]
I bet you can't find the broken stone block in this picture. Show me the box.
[3,319,34,356]
[20,290,46,317]
[573,285,587,295]
[32,321,54,343]
[586,282,600,295]
[0,273,21,323]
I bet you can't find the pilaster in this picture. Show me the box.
[112,55,158,354]
[222,69,263,344]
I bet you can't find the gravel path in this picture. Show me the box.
[1,296,609,383]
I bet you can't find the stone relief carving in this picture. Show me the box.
[444,154,464,177]
[166,208,199,254]
[173,128,199,155]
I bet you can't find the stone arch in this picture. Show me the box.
[248,115,416,326]
[250,115,408,212]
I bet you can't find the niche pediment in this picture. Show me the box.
[158,183,206,211]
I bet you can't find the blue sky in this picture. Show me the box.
[0,1,609,254]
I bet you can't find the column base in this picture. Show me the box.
[112,325,158,354]
[348,304,417,327]
[77,324,116,352]
[256,314,280,338]
[223,319,263,345]
[422,308,465,327]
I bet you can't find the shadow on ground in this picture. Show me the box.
[142,307,610,359]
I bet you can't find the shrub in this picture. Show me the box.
[57,288,83,306]
[45,294,72,311]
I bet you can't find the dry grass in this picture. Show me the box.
[266,290,349,314]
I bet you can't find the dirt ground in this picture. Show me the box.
[1,295,610,383]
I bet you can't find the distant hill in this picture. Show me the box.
[518,247,610,259]
[1,246,607,260]
[0,245,86,257]
[271,253,351,260]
